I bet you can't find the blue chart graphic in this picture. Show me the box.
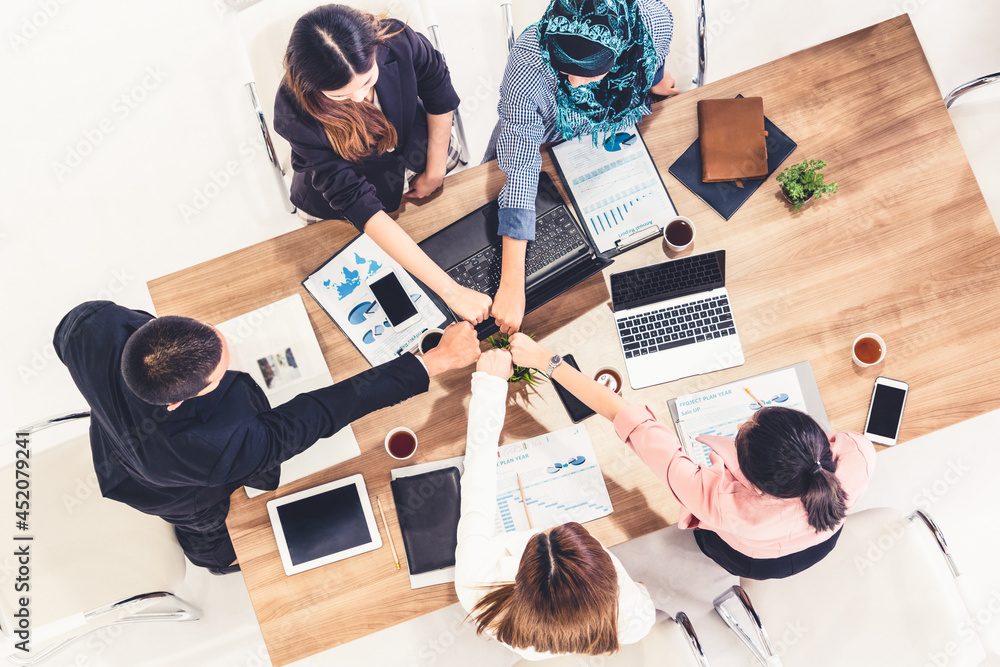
[582,187,653,235]
[324,267,360,300]
[322,253,383,300]
[348,301,379,325]
[749,393,789,410]
[496,466,612,533]
[604,132,637,152]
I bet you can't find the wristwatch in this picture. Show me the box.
[544,354,563,378]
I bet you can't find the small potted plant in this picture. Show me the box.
[776,159,839,211]
[486,333,544,385]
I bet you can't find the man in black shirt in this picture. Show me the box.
[54,300,480,574]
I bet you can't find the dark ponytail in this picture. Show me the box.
[735,407,848,532]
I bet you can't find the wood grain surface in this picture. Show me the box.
[148,16,1000,666]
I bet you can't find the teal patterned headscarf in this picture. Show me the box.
[536,0,658,144]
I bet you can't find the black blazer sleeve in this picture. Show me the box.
[273,91,386,230]
[405,24,460,115]
[207,353,430,485]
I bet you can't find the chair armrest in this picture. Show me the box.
[909,510,959,577]
[17,411,90,435]
[713,585,782,666]
[945,72,1000,108]
[674,611,711,667]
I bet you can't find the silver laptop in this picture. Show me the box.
[610,250,745,389]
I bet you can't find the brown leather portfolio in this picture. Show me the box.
[698,97,768,184]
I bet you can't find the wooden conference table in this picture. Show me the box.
[149,16,1000,666]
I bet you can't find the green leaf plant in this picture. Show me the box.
[486,332,545,385]
[776,159,839,211]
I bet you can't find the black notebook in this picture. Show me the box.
[390,467,462,575]
[669,95,797,220]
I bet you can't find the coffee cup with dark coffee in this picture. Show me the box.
[594,366,624,395]
[385,427,418,460]
[417,328,444,355]
[663,216,696,252]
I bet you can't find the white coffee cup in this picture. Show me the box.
[594,366,624,395]
[417,328,445,355]
[852,333,886,367]
[384,427,418,460]
[663,216,696,251]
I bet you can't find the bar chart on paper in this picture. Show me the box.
[494,425,613,533]
[551,126,677,253]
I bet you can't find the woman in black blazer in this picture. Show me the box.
[274,5,491,323]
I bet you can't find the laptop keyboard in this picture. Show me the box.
[447,207,589,294]
[617,294,735,359]
[611,252,724,309]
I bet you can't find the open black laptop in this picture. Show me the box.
[419,172,613,339]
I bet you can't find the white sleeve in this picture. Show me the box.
[608,551,656,645]
[454,372,509,612]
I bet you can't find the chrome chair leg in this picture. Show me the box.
[501,1,515,51]
[713,585,781,666]
[944,72,999,108]
[909,510,960,577]
[17,411,90,435]
[675,611,711,667]
[6,592,201,666]
[245,81,296,214]
[694,0,707,87]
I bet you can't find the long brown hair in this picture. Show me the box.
[282,5,403,162]
[468,523,620,656]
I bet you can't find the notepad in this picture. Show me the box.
[669,95,797,220]
[494,425,613,533]
[549,126,678,257]
[665,361,829,467]
[390,467,462,575]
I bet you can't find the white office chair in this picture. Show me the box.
[235,0,471,216]
[0,412,199,665]
[713,508,992,667]
[499,0,707,90]
[511,611,710,666]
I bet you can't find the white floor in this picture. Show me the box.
[3,0,999,665]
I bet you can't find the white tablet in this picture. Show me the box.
[266,474,382,576]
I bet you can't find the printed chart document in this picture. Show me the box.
[302,234,450,367]
[666,361,829,467]
[549,126,677,255]
[494,425,613,533]
[215,295,360,498]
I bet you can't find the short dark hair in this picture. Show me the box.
[121,316,223,405]
[735,406,848,533]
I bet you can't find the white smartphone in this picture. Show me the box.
[863,376,909,446]
[367,269,421,332]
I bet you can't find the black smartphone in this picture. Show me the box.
[368,270,420,332]
[551,354,596,423]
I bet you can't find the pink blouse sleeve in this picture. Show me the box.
[613,404,730,526]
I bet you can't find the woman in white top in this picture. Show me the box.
[454,350,655,660]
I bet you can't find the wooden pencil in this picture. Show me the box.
[375,495,400,570]
[516,473,533,529]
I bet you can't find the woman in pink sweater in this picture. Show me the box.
[508,333,876,580]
